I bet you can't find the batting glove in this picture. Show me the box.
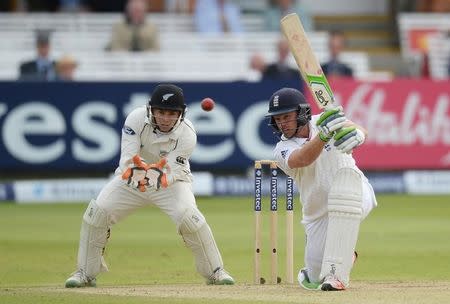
[333,127,365,153]
[316,106,347,142]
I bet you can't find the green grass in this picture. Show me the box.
[1,194,450,303]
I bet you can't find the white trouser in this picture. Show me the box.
[76,175,223,279]
[96,176,197,225]
[303,180,377,283]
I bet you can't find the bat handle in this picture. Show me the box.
[324,104,339,110]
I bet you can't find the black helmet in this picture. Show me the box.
[148,84,186,114]
[147,84,187,133]
[265,87,311,135]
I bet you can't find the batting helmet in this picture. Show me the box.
[265,87,311,135]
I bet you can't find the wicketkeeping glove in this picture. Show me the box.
[122,155,169,192]
[316,106,347,142]
[333,127,365,153]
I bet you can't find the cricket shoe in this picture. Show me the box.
[320,274,345,291]
[206,267,235,285]
[320,251,357,291]
[65,269,97,288]
[297,268,321,291]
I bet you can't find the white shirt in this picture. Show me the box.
[274,114,370,223]
[114,106,195,183]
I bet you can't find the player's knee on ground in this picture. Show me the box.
[78,199,110,278]
[320,168,362,286]
[178,206,223,278]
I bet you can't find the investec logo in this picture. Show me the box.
[286,177,293,211]
[270,169,277,211]
[254,169,262,211]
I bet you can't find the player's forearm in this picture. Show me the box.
[288,136,325,168]
[118,138,141,172]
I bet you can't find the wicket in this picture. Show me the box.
[254,160,294,285]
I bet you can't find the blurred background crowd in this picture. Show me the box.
[0,0,449,82]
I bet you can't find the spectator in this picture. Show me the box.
[265,0,314,32]
[194,0,243,34]
[108,0,160,52]
[321,31,353,77]
[247,53,267,81]
[263,39,300,81]
[56,55,78,81]
[19,30,57,81]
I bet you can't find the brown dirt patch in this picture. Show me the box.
[52,281,450,304]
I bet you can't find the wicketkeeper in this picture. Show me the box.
[265,87,377,291]
[65,84,234,287]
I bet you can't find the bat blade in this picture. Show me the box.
[280,13,335,109]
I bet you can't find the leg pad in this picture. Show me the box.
[77,199,110,279]
[178,207,223,278]
[320,168,363,286]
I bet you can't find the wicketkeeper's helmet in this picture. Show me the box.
[265,87,311,135]
[148,84,187,114]
[147,84,187,133]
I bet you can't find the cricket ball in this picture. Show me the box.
[201,98,215,112]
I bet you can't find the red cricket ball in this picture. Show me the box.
[201,98,215,112]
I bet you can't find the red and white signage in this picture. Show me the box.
[308,78,450,169]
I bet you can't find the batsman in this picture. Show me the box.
[65,84,234,287]
[265,87,377,291]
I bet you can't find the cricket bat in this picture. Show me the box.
[280,13,335,110]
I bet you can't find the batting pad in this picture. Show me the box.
[320,168,362,286]
[78,199,109,279]
[178,207,223,278]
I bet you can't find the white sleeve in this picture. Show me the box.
[273,141,300,177]
[118,109,145,173]
[166,123,197,182]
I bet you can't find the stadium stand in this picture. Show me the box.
[398,13,450,79]
[0,13,371,81]
[428,33,450,79]
[0,13,264,33]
